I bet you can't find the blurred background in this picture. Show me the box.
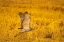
[0,0,64,42]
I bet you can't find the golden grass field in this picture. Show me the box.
[0,0,64,42]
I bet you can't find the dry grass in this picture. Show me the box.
[0,0,64,42]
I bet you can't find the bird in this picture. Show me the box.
[18,12,34,32]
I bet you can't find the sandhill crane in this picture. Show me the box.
[18,12,33,32]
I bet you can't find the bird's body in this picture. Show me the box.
[18,12,33,32]
[22,14,31,32]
